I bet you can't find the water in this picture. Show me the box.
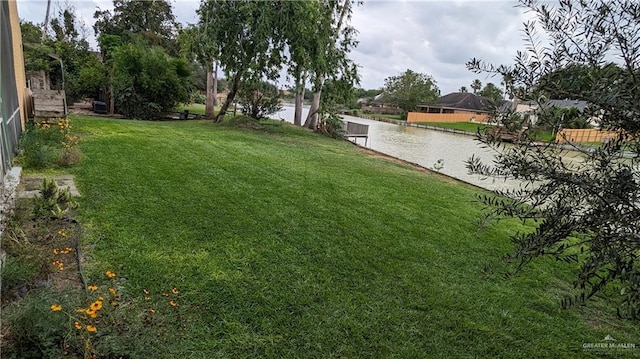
[275,104,583,192]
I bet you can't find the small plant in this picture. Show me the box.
[432,159,444,171]
[32,178,78,219]
[57,118,82,167]
[18,118,82,169]
[48,270,183,358]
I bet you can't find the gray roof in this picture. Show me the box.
[518,99,589,112]
[418,92,493,112]
[544,99,589,111]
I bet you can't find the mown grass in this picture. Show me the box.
[37,115,640,357]
[418,121,492,133]
[176,102,207,115]
[364,112,403,121]
[176,103,228,116]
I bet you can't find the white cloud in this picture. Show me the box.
[17,0,530,94]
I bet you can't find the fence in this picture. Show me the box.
[555,129,618,143]
[407,112,491,123]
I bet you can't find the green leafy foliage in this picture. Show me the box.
[1,290,70,358]
[1,256,38,301]
[478,82,504,102]
[111,42,191,119]
[383,69,440,114]
[21,6,98,104]
[467,0,640,318]
[93,0,179,56]
[237,80,282,119]
[32,178,78,219]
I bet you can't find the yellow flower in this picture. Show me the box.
[88,284,98,291]
[76,308,86,313]
[57,230,67,237]
[85,308,98,318]
[148,308,156,314]
[106,270,116,278]
[90,300,103,311]
[51,304,62,312]
[86,325,97,333]
[109,288,117,296]
[145,296,151,301]
[171,288,179,295]
[74,321,83,330]
[53,248,59,254]
[169,300,178,307]
[143,289,149,295]
[98,296,104,301]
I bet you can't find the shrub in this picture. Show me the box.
[17,118,82,169]
[32,178,78,219]
[111,42,191,120]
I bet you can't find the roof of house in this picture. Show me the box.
[545,99,589,111]
[517,99,589,112]
[418,92,494,112]
[371,93,386,104]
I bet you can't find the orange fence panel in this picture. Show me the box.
[555,129,619,143]
[407,112,490,123]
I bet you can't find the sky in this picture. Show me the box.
[17,0,532,95]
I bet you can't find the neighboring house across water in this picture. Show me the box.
[513,99,591,126]
[407,92,493,123]
[361,93,403,115]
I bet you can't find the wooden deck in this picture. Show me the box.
[343,121,369,146]
[32,89,66,118]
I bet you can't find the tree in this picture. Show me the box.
[467,0,640,318]
[478,82,504,102]
[111,42,190,119]
[22,5,99,104]
[470,79,482,94]
[279,1,318,126]
[94,0,179,55]
[237,80,282,119]
[459,86,468,93]
[177,25,218,118]
[383,69,440,114]
[197,0,287,122]
[302,0,359,130]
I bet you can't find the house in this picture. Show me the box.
[513,99,591,126]
[407,92,494,123]
[361,93,403,115]
[0,0,28,198]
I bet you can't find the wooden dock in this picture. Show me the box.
[343,121,369,146]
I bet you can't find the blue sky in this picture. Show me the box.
[17,0,531,94]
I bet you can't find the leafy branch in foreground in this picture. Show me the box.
[466,0,640,318]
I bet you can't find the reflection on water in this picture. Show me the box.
[276,104,583,192]
[340,114,515,191]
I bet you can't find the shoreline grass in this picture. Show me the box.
[417,121,492,133]
[6,115,639,357]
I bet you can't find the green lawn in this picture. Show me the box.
[60,115,639,357]
[176,103,225,115]
[364,112,403,121]
[419,121,492,133]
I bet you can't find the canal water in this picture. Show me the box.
[273,104,581,192]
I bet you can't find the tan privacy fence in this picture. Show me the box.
[555,129,619,143]
[407,112,490,123]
